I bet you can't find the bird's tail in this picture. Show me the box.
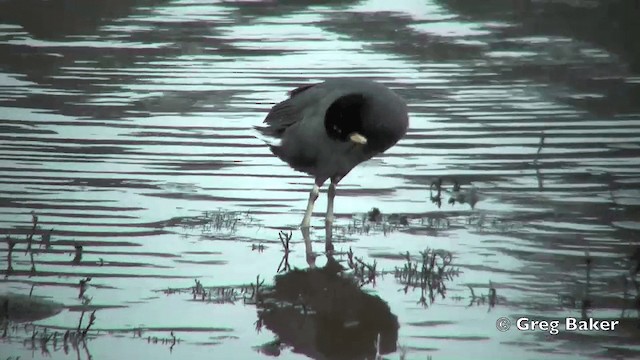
[252,125,282,147]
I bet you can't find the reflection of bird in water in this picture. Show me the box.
[256,78,409,263]
[254,258,399,359]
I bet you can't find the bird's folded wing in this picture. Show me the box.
[259,83,319,137]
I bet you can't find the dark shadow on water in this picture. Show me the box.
[438,0,640,72]
[255,257,399,359]
[222,0,360,19]
[0,0,169,39]
[436,0,640,115]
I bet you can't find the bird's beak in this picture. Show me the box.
[349,132,368,145]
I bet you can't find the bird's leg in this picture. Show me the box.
[325,181,337,253]
[301,184,320,267]
[301,184,320,229]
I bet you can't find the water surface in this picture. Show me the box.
[1,0,640,359]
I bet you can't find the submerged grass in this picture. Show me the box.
[158,279,255,305]
[394,249,461,308]
[2,213,85,278]
[347,247,379,287]
[169,209,258,238]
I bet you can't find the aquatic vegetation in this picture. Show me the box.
[431,178,479,209]
[430,178,445,208]
[78,278,92,300]
[2,213,66,277]
[367,208,409,227]
[73,245,83,265]
[169,209,258,237]
[24,213,38,274]
[394,249,460,308]
[75,299,97,339]
[466,282,506,311]
[0,294,98,359]
[419,215,451,231]
[145,331,178,352]
[447,181,479,209]
[4,236,15,276]
[276,230,292,273]
[464,213,523,233]
[251,243,265,252]
[337,208,409,238]
[158,279,254,305]
[533,131,545,166]
[0,213,108,358]
[557,249,640,324]
[202,209,255,233]
[39,229,53,250]
[346,247,378,287]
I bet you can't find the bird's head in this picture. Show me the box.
[324,91,408,153]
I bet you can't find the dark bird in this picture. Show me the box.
[256,78,409,257]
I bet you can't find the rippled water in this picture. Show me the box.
[1,0,640,359]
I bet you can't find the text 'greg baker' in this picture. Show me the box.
[516,317,619,335]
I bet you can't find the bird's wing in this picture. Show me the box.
[259,83,318,137]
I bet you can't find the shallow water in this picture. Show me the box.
[1,0,640,359]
